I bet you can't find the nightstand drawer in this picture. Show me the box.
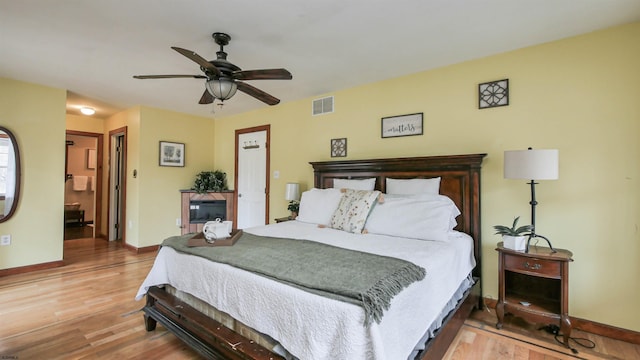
[503,253,560,278]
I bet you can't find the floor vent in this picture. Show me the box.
[312,96,334,116]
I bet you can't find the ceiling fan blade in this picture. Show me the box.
[233,68,292,81]
[171,47,220,76]
[236,81,280,105]
[133,74,207,79]
[199,89,214,104]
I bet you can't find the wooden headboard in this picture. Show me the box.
[310,153,486,278]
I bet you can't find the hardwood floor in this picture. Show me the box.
[0,238,199,359]
[445,309,640,360]
[64,224,94,240]
[1,237,638,359]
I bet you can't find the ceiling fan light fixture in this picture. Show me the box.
[133,33,291,106]
[206,78,238,101]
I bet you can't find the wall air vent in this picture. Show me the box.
[312,96,334,116]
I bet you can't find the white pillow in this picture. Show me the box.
[364,194,460,242]
[386,177,441,195]
[296,188,344,225]
[383,193,460,229]
[331,189,381,234]
[333,178,376,191]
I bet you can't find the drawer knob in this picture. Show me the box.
[524,262,542,270]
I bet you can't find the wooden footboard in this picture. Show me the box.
[144,286,284,360]
[143,279,481,360]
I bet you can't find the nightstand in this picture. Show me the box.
[274,216,294,223]
[495,242,573,347]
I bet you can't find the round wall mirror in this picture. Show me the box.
[0,126,21,223]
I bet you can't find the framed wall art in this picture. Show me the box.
[331,138,347,157]
[479,79,509,109]
[86,148,96,169]
[381,113,423,138]
[159,141,185,167]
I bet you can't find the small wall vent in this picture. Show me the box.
[312,96,334,116]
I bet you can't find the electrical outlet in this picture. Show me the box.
[0,234,11,246]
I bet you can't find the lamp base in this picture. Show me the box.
[525,234,557,253]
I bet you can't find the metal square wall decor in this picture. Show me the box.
[331,138,347,157]
[479,79,509,109]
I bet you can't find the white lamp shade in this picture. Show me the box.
[205,78,238,100]
[285,183,300,201]
[504,149,559,180]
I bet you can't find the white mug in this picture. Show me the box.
[203,218,230,242]
[223,220,233,233]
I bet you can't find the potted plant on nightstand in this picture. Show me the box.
[494,216,533,251]
[287,200,299,219]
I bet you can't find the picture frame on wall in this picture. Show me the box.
[381,113,423,138]
[86,148,96,169]
[159,141,185,167]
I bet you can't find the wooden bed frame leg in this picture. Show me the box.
[144,313,157,331]
[144,292,157,331]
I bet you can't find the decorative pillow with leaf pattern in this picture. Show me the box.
[330,189,381,234]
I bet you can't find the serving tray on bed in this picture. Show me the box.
[187,229,243,247]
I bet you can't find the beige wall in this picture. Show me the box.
[1,22,638,333]
[94,106,216,248]
[66,113,105,133]
[0,77,67,268]
[213,23,640,331]
[135,106,215,248]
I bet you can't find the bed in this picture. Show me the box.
[137,153,486,360]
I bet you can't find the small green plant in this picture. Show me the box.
[493,216,533,236]
[287,200,300,214]
[192,170,228,193]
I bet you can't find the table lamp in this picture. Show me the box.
[504,148,559,253]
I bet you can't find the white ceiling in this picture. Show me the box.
[1,1,639,119]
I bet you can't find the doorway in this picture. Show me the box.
[108,127,127,242]
[234,125,270,228]
[64,130,103,240]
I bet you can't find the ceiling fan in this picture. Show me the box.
[133,32,292,106]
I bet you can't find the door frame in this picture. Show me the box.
[108,127,127,243]
[65,130,103,238]
[234,124,270,226]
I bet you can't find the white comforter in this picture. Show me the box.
[136,221,475,360]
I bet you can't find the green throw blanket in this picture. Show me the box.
[162,232,426,326]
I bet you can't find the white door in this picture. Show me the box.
[236,130,267,229]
